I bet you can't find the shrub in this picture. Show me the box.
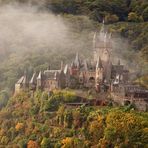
[41,137,51,148]
[128,12,139,22]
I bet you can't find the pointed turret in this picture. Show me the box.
[37,71,42,80]
[95,57,104,90]
[29,73,37,84]
[16,76,25,84]
[29,72,37,90]
[54,72,58,80]
[15,72,29,94]
[96,57,103,69]
[64,64,69,75]
[74,52,80,68]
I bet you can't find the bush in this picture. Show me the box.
[18,138,28,148]
[63,91,77,103]
[128,12,139,22]
[41,137,51,148]
[142,7,148,21]
[30,105,40,115]
[105,14,119,24]
[0,90,9,109]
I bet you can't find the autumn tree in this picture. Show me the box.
[27,140,38,148]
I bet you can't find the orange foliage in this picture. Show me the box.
[27,140,38,148]
[15,122,24,131]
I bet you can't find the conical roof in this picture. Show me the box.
[96,57,103,69]
[74,52,80,68]
[37,71,42,79]
[29,73,37,84]
[64,64,69,74]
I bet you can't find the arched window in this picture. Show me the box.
[89,77,95,83]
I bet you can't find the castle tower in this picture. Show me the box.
[93,21,112,62]
[96,57,104,83]
[101,47,112,83]
[15,71,29,94]
[95,57,104,91]
[74,52,81,69]
[70,52,81,76]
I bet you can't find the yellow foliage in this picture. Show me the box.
[89,117,104,143]
[61,137,73,148]
[98,115,104,124]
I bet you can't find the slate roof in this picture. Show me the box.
[96,57,103,69]
[29,73,37,84]
[16,76,27,84]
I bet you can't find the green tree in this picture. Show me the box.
[0,90,9,109]
[64,111,73,128]
[105,13,119,23]
[142,7,148,21]
[41,137,51,148]
[128,12,138,22]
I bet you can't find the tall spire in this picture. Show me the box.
[64,64,69,74]
[96,57,103,69]
[74,52,80,68]
[29,72,37,84]
[37,71,42,79]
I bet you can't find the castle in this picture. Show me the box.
[15,23,148,110]
[15,23,129,93]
